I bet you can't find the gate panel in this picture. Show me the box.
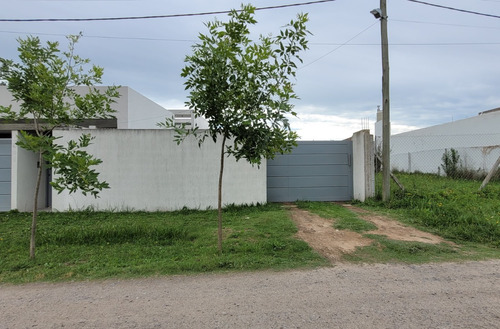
[0,139,11,211]
[267,141,353,202]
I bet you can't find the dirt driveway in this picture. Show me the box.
[288,203,453,262]
[1,205,499,328]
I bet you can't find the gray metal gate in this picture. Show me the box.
[267,141,353,202]
[0,139,11,211]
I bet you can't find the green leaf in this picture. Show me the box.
[51,134,108,198]
[1,34,117,201]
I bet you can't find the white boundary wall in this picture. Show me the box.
[51,129,266,211]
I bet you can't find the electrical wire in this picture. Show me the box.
[310,42,500,46]
[300,22,378,70]
[0,0,336,22]
[407,0,500,19]
[391,18,500,30]
[2,29,498,46]
[0,30,196,42]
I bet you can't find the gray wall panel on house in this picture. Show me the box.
[0,156,10,168]
[0,139,11,211]
[267,141,353,202]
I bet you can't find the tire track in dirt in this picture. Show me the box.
[341,204,454,245]
[288,203,454,263]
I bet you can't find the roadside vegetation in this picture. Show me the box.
[368,172,500,246]
[352,172,500,263]
[0,204,327,284]
[2,173,498,284]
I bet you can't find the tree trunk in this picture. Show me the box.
[217,135,227,253]
[30,150,43,260]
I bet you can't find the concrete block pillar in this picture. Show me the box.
[352,130,375,202]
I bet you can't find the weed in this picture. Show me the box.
[441,148,461,179]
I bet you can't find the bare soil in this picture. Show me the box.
[288,203,452,262]
[288,205,372,262]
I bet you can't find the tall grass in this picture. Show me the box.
[366,173,500,246]
[0,204,327,283]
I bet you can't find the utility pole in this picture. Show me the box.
[372,0,391,202]
[381,0,390,202]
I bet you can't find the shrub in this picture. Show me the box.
[441,148,461,178]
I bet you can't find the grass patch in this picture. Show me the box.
[343,235,459,264]
[343,234,500,264]
[365,172,500,247]
[296,201,376,232]
[0,204,328,284]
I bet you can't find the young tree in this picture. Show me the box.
[160,5,310,252]
[0,34,119,260]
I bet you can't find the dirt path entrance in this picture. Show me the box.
[287,203,451,262]
[288,206,371,262]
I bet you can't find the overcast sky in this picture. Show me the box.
[1,0,499,140]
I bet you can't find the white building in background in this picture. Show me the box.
[0,86,261,212]
[0,86,171,130]
[168,109,209,130]
[375,108,500,174]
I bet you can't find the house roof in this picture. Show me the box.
[478,107,500,116]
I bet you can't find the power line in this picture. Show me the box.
[2,30,498,47]
[408,0,500,19]
[391,18,500,30]
[0,0,336,22]
[311,42,500,46]
[0,30,196,42]
[300,22,378,70]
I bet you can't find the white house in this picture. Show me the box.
[1,84,378,212]
[375,108,500,174]
[0,86,265,212]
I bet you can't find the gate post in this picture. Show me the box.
[352,130,375,201]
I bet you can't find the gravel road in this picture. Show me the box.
[1,260,499,328]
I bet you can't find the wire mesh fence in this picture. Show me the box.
[377,132,500,182]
